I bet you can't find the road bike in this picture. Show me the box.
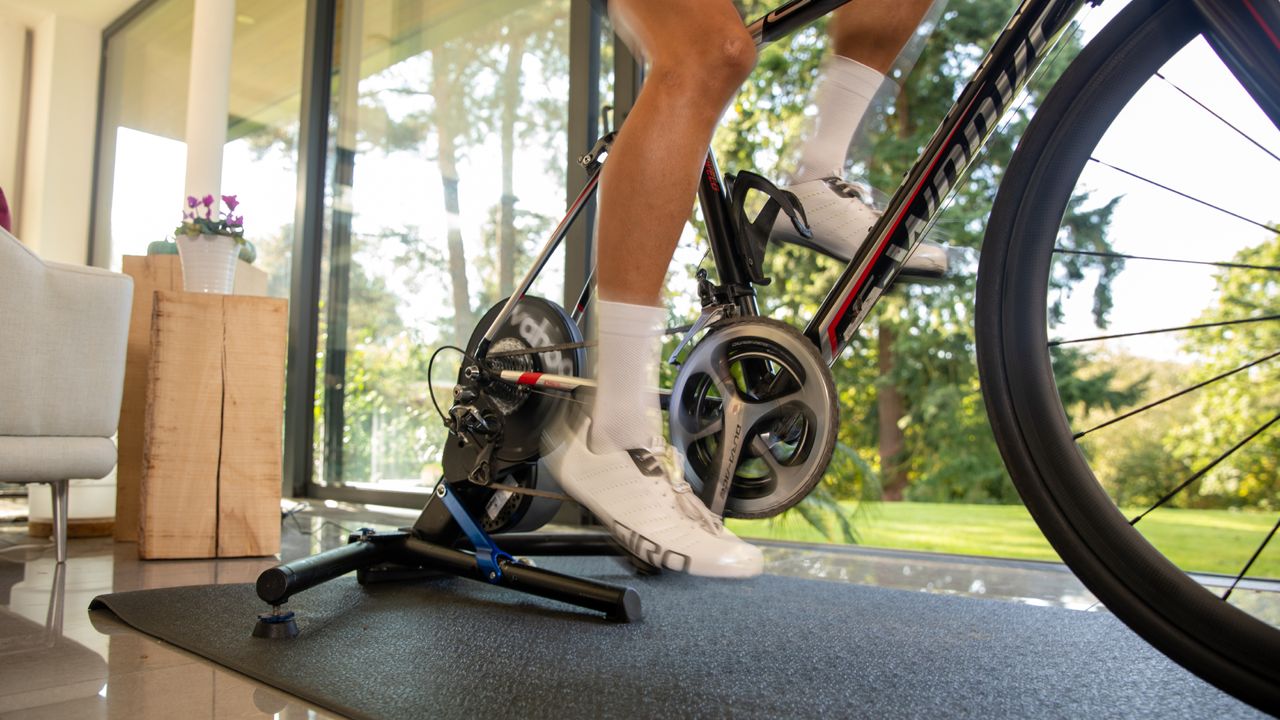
[262,0,1280,709]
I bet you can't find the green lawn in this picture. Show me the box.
[726,502,1280,577]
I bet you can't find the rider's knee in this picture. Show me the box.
[708,26,757,88]
[650,23,755,100]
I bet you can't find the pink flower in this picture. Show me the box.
[201,195,214,208]
[228,215,243,226]
[187,196,199,208]
[222,194,239,212]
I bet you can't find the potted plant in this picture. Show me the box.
[173,194,246,293]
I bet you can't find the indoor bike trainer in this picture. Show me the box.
[252,116,847,635]
[248,0,1280,712]
[252,0,1048,635]
[250,0,949,632]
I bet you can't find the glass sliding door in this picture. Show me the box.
[93,0,305,300]
[313,0,574,501]
[220,0,308,298]
[93,0,193,269]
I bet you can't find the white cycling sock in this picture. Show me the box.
[793,55,886,184]
[589,299,666,453]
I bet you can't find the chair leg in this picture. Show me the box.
[49,479,69,564]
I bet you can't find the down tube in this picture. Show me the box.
[803,0,1085,364]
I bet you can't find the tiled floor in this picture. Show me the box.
[0,500,1270,719]
[0,522,337,718]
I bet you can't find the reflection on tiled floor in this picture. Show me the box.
[0,529,339,719]
[0,500,1271,719]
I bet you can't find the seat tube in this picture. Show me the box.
[697,151,759,317]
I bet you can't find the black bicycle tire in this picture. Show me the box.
[976,0,1280,711]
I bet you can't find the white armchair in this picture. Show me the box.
[0,227,132,562]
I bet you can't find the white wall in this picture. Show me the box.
[0,0,136,265]
[0,18,26,210]
[18,13,101,264]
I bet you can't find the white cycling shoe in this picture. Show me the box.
[542,415,763,579]
[772,176,949,276]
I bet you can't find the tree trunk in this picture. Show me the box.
[878,323,909,500]
[433,51,474,345]
[498,34,526,298]
[876,86,914,502]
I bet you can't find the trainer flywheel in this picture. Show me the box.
[462,295,586,460]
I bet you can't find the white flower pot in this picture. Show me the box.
[177,233,239,293]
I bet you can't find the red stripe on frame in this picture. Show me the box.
[1242,0,1280,50]
[516,372,543,386]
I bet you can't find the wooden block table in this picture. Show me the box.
[137,291,287,559]
[116,255,267,542]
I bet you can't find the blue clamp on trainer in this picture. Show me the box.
[434,482,513,584]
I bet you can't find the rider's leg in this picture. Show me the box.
[793,0,936,182]
[831,0,937,69]
[777,0,948,272]
[591,0,755,452]
[544,0,763,577]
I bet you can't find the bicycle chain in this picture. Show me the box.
[468,474,571,503]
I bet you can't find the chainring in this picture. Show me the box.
[668,317,838,518]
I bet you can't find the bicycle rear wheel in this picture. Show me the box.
[977,0,1280,710]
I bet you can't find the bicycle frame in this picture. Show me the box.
[476,0,1274,369]
[791,0,1083,361]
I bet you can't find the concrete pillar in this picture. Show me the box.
[182,0,236,208]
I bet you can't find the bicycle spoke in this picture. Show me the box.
[1088,156,1280,235]
[1156,71,1280,166]
[1050,313,1280,346]
[1222,515,1280,601]
[1129,413,1280,526]
[1053,247,1280,274]
[1073,350,1280,439]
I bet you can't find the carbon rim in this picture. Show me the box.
[978,0,1280,708]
